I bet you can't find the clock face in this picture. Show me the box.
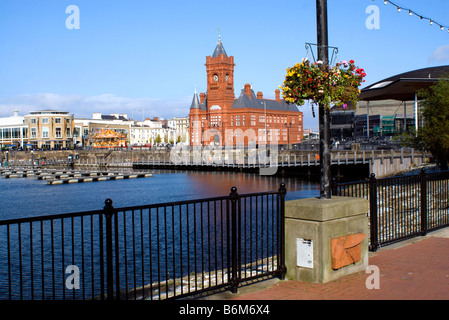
[213,75,219,82]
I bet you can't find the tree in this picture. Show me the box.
[402,77,449,170]
[155,134,162,144]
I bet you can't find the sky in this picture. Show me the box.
[1,0,449,129]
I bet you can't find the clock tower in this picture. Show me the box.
[205,34,235,110]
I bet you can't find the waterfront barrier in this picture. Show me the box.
[0,184,287,300]
[333,169,449,251]
[2,148,430,178]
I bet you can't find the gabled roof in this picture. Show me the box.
[232,88,299,112]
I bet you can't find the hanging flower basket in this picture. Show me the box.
[281,58,366,112]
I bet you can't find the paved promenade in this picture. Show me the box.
[209,228,449,300]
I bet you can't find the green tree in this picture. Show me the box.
[155,134,162,144]
[403,77,449,170]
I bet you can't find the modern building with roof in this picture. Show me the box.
[189,36,303,146]
[330,65,449,141]
[356,65,449,137]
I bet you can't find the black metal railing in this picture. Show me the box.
[332,170,449,251]
[0,184,286,300]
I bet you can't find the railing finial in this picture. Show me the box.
[105,198,113,207]
[230,186,238,198]
[279,182,287,196]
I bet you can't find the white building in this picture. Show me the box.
[0,111,27,149]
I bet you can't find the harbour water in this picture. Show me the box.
[0,170,319,220]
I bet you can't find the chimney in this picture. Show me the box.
[244,84,252,99]
[257,92,263,99]
[13,110,19,117]
[275,89,281,102]
[200,93,206,104]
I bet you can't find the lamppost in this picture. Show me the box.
[316,0,332,199]
[284,122,292,149]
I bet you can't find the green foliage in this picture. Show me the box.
[402,77,449,170]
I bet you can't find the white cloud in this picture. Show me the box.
[429,45,449,62]
[0,93,190,120]
[0,92,320,129]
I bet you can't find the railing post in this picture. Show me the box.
[104,198,115,300]
[331,177,338,196]
[277,182,287,280]
[420,169,428,236]
[229,186,240,293]
[369,173,379,252]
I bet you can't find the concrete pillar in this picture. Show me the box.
[285,197,369,283]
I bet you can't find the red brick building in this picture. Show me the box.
[189,36,303,146]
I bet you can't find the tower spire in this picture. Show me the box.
[190,89,200,109]
[212,29,227,57]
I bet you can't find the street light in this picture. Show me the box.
[284,122,292,149]
[316,0,332,199]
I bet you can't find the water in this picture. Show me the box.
[0,170,319,220]
[0,170,319,299]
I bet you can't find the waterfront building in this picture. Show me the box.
[130,118,165,146]
[0,111,28,149]
[24,110,75,149]
[357,65,449,138]
[129,117,189,146]
[189,36,304,147]
[328,65,449,141]
[172,116,190,144]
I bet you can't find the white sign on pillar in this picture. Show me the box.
[296,238,313,269]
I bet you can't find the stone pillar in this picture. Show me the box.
[285,197,369,283]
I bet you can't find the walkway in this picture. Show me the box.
[206,228,449,300]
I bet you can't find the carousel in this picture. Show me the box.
[91,129,127,149]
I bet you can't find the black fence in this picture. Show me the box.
[333,170,449,251]
[0,184,286,300]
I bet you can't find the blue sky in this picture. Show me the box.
[1,0,449,129]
